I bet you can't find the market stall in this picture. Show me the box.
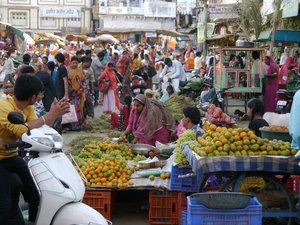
[213,47,265,112]
[179,124,300,224]
[0,21,34,53]
[85,34,119,45]
[34,33,65,47]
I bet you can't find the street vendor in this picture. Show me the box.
[122,94,175,146]
[152,106,205,155]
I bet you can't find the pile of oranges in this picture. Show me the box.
[189,124,297,157]
[74,140,139,188]
[77,157,133,188]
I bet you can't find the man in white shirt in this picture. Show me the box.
[194,51,204,71]
[1,52,15,89]
[251,51,267,88]
[160,58,186,93]
[45,49,55,62]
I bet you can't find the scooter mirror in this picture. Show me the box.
[8,111,25,125]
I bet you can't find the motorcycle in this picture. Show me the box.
[200,85,233,112]
[5,111,110,225]
[179,76,204,101]
[276,89,296,114]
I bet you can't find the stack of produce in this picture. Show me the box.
[174,130,196,165]
[74,140,145,187]
[262,126,289,131]
[205,104,234,125]
[165,95,197,121]
[189,124,297,157]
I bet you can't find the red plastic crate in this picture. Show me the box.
[82,190,112,220]
[149,191,192,225]
[276,175,299,193]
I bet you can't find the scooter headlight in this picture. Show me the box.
[31,137,55,148]
[45,134,64,150]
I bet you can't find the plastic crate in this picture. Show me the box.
[170,166,199,192]
[149,191,190,225]
[82,190,112,220]
[187,196,262,225]
[181,210,187,225]
[276,175,299,193]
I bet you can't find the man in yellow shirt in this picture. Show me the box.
[0,74,70,224]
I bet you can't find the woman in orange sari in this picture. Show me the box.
[68,56,88,130]
[116,50,130,77]
[99,62,120,114]
[131,53,141,77]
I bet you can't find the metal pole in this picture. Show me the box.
[203,0,208,59]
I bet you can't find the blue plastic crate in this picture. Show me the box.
[187,196,262,225]
[170,165,199,192]
[181,210,187,225]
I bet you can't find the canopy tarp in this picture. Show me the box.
[34,33,65,42]
[255,30,300,43]
[156,29,188,37]
[86,34,119,44]
[0,21,34,44]
[65,34,88,42]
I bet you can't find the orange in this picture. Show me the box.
[86,174,91,180]
[165,173,171,178]
[93,174,98,179]
[117,183,123,189]
[149,175,155,181]
[240,132,247,139]
[160,173,166,179]
[209,124,217,131]
[216,127,223,133]
[128,181,134,185]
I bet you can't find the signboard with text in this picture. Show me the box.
[39,7,81,18]
[208,4,238,19]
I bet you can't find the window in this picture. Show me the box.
[10,12,27,26]
[40,17,56,27]
[66,18,81,27]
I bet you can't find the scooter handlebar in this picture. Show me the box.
[5,142,21,150]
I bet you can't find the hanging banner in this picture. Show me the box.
[197,22,215,43]
[39,7,81,18]
[282,0,299,18]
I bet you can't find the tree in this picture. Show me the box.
[232,0,263,41]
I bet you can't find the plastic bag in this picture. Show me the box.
[62,105,78,124]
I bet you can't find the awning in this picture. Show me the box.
[255,30,300,43]
[0,21,35,44]
[65,34,88,42]
[34,33,65,42]
[86,34,119,44]
[156,29,188,37]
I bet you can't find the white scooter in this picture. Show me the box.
[6,111,111,225]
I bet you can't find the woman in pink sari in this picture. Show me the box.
[124,94,175,146]
[99,62,120,114]
[264,55,279,113]
[279,56,294,84]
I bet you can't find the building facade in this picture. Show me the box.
[94,0,176,42]
[0,0,92,36]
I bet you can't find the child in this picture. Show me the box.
[117,95,132,132]
[247,98,269,137]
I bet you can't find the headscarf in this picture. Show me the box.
[144,89,156,98]
[265,55,279,74]
[279,56,294,84]
[131,94,175,138]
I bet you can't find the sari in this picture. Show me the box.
[264,55,279,113]
[131,58,141,78]
[30,62,42,72]
[279,56,294,84]
[116,55,130,77]
[99,65,120,114]
[127,94,175,146]
[68,66,88,130]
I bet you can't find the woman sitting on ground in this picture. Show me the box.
[123,94,175,146]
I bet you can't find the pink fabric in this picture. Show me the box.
[177,120,187,136]
[279,57,294,84]
[264,55,279,113]
[138,125,169,146]
[127,94,175,139]
[102,89,117,114]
